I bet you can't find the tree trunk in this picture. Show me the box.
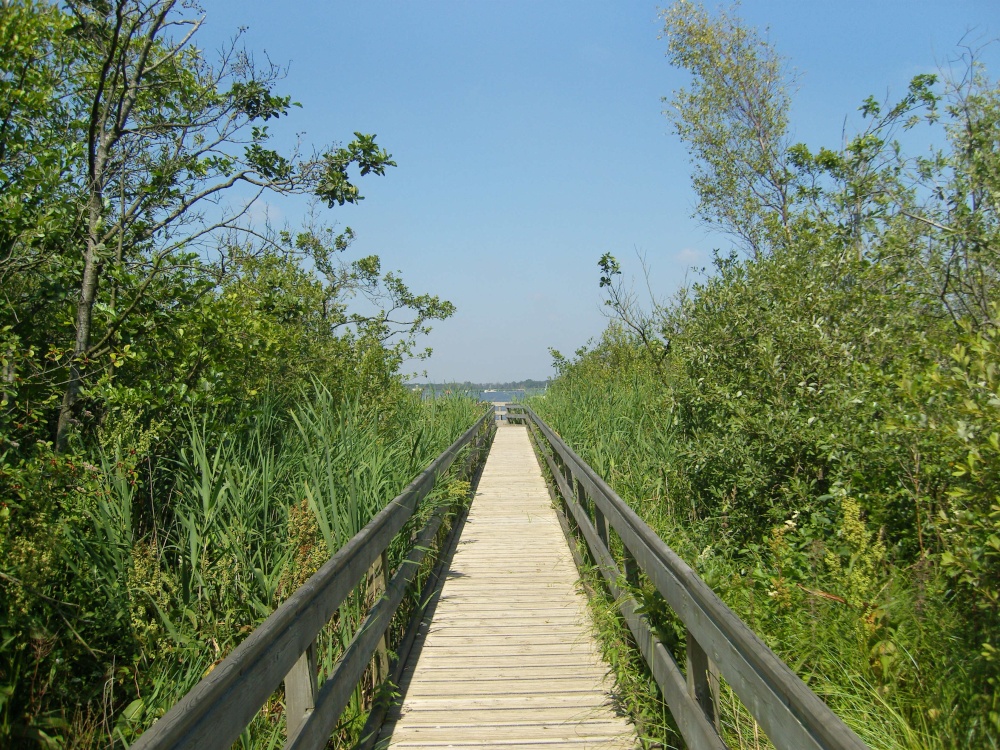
[55,192,104,452]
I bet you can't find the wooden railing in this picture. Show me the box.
[507,404,868,750]
[131,408,495,750]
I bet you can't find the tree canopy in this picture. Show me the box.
[561,4,1000,746]
[0,2,458,742]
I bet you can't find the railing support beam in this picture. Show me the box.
[594,502,610,552]
[370,550,391,685]
[284,641,317,742]
[686,631,720,732]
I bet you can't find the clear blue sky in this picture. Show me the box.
[199,1,999,383]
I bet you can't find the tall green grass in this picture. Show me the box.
[60,384,483,746]
[533,372,974,750]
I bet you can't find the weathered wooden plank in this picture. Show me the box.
[427,611,587,620]
[408,666,610,679]
[390,744,631,750]
[383,426,636,750]
[410,656,606,669]
[388,712,629,728]
[388,720,633,737]
[400,686,611,700]
[398,695,616,709]
[420,627,593,637]
[421,632,591,643]
[402,669,611,680]
[410,643,602,656]
[389,743,630,750]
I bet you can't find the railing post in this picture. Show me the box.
[550,453,576,536]
[463,423,484,478]
[593,500,609,552]
[284,640,317,741]
[371,551,390,684]
[623,548,640,588]
[574,477,587,515]
[686,630,720,733]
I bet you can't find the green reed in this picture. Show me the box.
[70,384,484,746]
[532,376,970,750]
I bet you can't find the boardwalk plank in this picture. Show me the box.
[383,425,636,750]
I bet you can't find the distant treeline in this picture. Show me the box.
[410,379,550,393]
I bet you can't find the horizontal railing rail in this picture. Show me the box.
[507,403,868,750]
[504,406,529,424]
[132,408,496,750]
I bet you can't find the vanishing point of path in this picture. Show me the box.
[381,424,637,750]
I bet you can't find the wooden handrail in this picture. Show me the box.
[131,408,495,750]
[510,404,868,750]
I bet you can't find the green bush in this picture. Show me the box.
[535,273,1000,746]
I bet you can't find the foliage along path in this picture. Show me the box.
[379,423,637,750]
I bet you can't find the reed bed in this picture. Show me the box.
[532,377,968,750]
[64,385,484,746]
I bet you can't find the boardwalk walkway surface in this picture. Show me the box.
[381,424,637,750]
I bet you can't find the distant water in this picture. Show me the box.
[413,388,526,402]
[476,390,524,403]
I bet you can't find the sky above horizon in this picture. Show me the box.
[199,1,999,383]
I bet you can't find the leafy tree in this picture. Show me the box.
[0,2,458,743]
[52,0,396,450]
[562,3,1000,744]
[0,1,82,453]
[660,0,795,259]
[907,49,1000,329]
[0,0,79,274]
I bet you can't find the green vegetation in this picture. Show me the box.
[537,3,1000,748]
[5,0,999,746]
[0,1,475,745]
[3,387,482,746]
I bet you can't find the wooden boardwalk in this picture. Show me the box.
[381,424,637,750]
